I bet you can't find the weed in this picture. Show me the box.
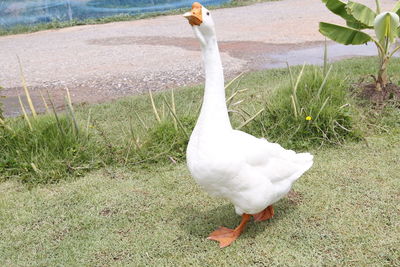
[245,65,363,149]
[128,116,196,165]
[2,57,399,184]
[0,115,103,184]
[0,64,105,184]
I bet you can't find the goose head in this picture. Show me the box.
[183,2,216,47]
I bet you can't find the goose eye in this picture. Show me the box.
[207,12,210,16]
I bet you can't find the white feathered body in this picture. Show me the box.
[187,126,313,215]
[186,15,313,216]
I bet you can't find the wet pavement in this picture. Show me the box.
[266,42,386,69]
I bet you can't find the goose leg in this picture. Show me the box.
[253,205,274,222]
[207,214,251,248]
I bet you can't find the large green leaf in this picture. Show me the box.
[346,1,376,28]
[319,22,372,45]
[392,1,400,14]
[374,12,400,43]
[322,0,357,22]
[346,20,370,30]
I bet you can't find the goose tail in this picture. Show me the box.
[289,152,313,182]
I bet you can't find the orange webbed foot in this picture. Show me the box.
[253,205,274,222]
[207,214,251,248]
[207,227,239,248]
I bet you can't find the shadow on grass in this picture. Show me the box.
[176,198,300,240]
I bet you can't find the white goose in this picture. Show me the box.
[184,2,313,248]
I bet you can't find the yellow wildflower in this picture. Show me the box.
[305,116,312,121]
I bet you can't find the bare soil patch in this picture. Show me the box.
[357,83,400,106]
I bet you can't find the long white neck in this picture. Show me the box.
[196,33,231,131]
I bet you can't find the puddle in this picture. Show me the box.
[263,42,398,69]
[91,36,398,69]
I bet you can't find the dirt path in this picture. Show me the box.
[0,0,394,116]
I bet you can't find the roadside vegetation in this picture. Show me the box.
[319,0,400,99]
[246,64,362,149]
[1,57,399,185]
[0,0,277,36]
[0,56,399,265]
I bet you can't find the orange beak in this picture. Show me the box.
[183,2,203,26]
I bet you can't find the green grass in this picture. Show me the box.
[0,114,106,184]
[140,116,196,163]
[0,134,398,265]
[0,57,399,265]
[0,0,277,36]
[2,57,399,185]
[245,65,362,149]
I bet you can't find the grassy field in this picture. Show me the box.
[0,135,399,266]
[0,57,399,265]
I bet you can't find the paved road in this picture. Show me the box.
[0,0,394,116]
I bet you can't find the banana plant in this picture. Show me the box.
[319,0,400,91]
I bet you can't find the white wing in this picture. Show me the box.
[232,130,313,183]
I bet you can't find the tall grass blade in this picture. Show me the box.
[30,163,39,173]
[161,102,166,120]
[148,89,161,123]
[0,117,13,132]
[47,91,65,136]
[171,88,177,129]
[228,109,248,121]
[86,108,92,138]
[317,65,333,98]
[323,38,329,76]
[39,90,50,113]
[294,63,306,95]
[124,140,134,166]
[238,107,252,117]
[134,111,148,130]
[185,100,195,117]
[315,96,330,121]
[65,87,79,135]
[237,108,265,130]
[290,63,306,119]
[224,72,244,90]
[129,120,142,151]
[17,56,37,118]
[286,62,295,89]
[226,88,248,104]
[290,94,298,119]
[231,99,245,106]
[162,96,189,139]
[334,120,351,132]
[18,95,33,131]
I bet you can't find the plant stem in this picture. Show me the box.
[376,56,388,91]
[323,38,328,76]
[375,0,381,14]
[389,46,400,59]
[17,56,37,118]
[148,89,161,123]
